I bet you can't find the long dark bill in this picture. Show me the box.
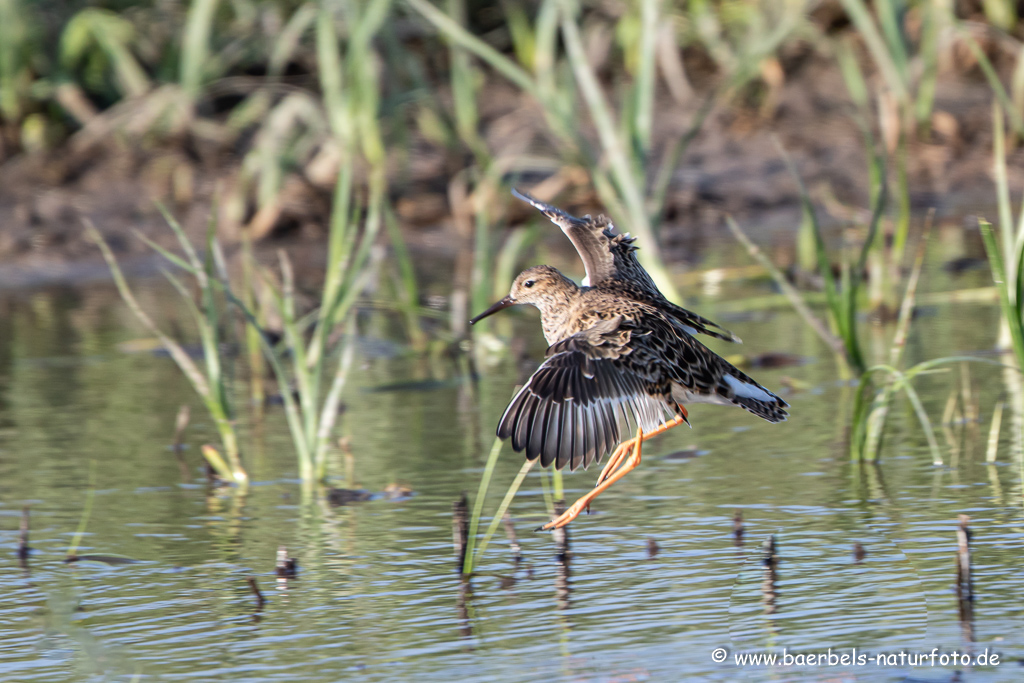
[469,296,516,325]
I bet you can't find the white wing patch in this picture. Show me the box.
[724,374,774,401]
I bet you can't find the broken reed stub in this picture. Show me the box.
[733,509,744,545]
[762,535,778,570]
[452,494,469,574]
[955,514,973,605]
[247,576,266,608]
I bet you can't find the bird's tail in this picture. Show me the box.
[672,349,789,424]
[717,368,789,423]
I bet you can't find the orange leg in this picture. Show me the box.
[594,440,632,487]
[573,409,692,528]
[594,409,690,487]
[541,426,646,531]
[584,440,630,515]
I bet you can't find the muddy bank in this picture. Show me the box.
[0,52,1019,290]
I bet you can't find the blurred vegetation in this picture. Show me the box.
[4,0,1024,247]
[6,0,1024,485]
[3,0,1023,338]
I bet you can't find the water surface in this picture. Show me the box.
[0,250,1022,682]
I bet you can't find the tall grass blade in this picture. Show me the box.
[314,319,358,479]
[898,378,943,465]
[981,219,1024,363]
[462,435,505,575]
[180,0,219,100]
[66,461,97,558]
[406,0,538,97]
[837,0,909,104]
[915,4,940,132]
[467,459,536,575]
[958,26,1024,135]
[241,235,265,407]
[269,3,317,78]
[773,138,865,371]
[986,402,1004,463]
[633,0,658,154]
[725,216,845,357]
[384,204,428,350]
[88,223,211,399]
[850,372,876,459]
[558,1,679,301]
[889,219,929,368]
[993,103,1014,257]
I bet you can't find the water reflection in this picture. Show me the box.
[554,550,572,613]
[452,580,472,643]
[551,500,572,613]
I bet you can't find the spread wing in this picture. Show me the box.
[512,188,739,343]
[497,321,673,471]
[512,188,615,287]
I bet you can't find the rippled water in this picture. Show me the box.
[1,253,1022,682]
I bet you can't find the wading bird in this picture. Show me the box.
[470,192,787,529]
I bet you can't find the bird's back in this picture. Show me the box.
[564,286,789,424]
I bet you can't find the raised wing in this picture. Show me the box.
[512,188,615,287]
[497,328,672,471]
[513,188,739,343]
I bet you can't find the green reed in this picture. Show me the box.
[980,103,1024,366]
[94,174,377,487]
[90,4,395,489]
[461,432,535,576]
[66,460,97,559]
[728,140,977,462]
[88,212,247,485]
[247,3,388,484]
[0,0,35,123]
[836,0,948,138]
[410,0,678,300]
[179,0,217,101]
[61,7,151,98]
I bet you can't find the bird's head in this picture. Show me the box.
[469,265,577,324]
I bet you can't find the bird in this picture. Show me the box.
[471,236,788,528]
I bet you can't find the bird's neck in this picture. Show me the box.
[536,285,580,345]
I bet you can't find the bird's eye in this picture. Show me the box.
[523,280,535,288]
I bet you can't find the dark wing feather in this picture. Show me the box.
[658,300,741,344]
[496,332,672,471]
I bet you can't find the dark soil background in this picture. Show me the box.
[2,1,1024,288]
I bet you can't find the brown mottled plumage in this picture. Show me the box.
[471,265,788,473]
